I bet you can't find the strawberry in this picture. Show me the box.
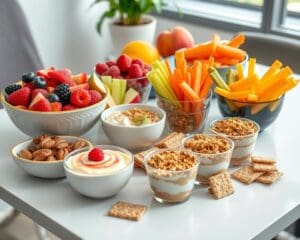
[70,83,89,93]
[106,60,116,67]
[48,68,76,87]
[62,104,78,111]
[71,72,88,85]
[88,90,102,105]
[128,64,143,78]
[8,87,31,106]
[106,65,121,78]
[45,78,59,88]
[23,82,35,91]
[116,54,132,72]
[95,63,108,75]
[50,102,62,112]
[88,147,104,162]
[29,93,52,112]
[132,58,144,69]
[31,88,48,100]
[36,67,55,79]
[70,89,91,107]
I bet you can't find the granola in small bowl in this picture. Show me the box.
[145,149,199,203]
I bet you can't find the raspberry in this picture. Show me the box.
[70,89,91,107]
[88,90,102,105]
[95,63,108,75]
[7,87,31,106]
[106,60,116,67]
[88,147,104,162]
[128,64,143,78]
[106,65,121,78]
[62,104,77,111]
[132,58,144,69]
[116,54,132,72]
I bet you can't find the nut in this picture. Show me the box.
[55,139,69,149]
[32,149,52,161]
[73,140,87,150]
[46,155,57,161]
[18,149,33,160]
[32,134,49,144]
[28,145,38,152]
[56,148,69,160]
[40,137,55,149]
[67,143,74,152]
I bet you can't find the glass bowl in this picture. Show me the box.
[156,90,212,134]
[125,76,151,103]
[216,94,285,131]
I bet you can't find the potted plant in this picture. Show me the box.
[92,0,164,56]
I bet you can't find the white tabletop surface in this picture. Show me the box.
[0,73,300,240]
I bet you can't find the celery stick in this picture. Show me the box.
[152,60,168,80]
[111,79,121,104]
[119,79,127,104]
[226,69,237,85]
[101,76,112,91]
[209,67,231,91]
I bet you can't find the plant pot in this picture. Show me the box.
[109,15,157,57]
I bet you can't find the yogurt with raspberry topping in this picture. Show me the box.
[66,149,131,175]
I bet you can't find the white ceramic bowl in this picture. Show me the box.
[11,136,93,179]
[0,89,109,137]
[64,145,134,198]
[101,104,166,150]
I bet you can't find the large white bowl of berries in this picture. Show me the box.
[1,67,108,137]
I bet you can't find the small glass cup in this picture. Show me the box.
[156,90,212,134]
[181,134,234,185]
[144,148,200,203]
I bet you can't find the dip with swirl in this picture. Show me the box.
[66,149,131,175]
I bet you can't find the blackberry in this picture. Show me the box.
[54,83,71,104]
[5,84,22,95]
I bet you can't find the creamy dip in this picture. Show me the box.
[66,149,131,175]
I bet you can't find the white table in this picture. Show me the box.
[1,81,300,240]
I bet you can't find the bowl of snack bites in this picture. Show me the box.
[11,135,92,179]
[94,54,152,106]
[1,67,108,136]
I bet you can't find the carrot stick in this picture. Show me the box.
[183,95,191,113]
[227,33,245,48]
[212,34,220,55]
[179,81,199,100]
[184,42,213,60]
[248,58,256,77]
[229,74,258,91]
[236,63,244,80]
[260,60,282,82]
[192,61,202,94]
[214,44,246,61]
[214,87,254,100]
[199,76,213,99]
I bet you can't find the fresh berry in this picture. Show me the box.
[22,72,35,83]
[116,54,132,72]
[95,63,108,75]
[48,68,76,86]
[70,89,91,107]
[127,79,142,92]
[88,147,104,162]
[106,60,116,67]
[47,86,55,93]
[7,87,31,106]
[31,88,48,100]
[36,67,55,79]
[54,83,71,104]
[131,93,141,103]
[50,102,62,111]
[132,58,144,69]
[128,64,143,78]
[4,84,22,95]
[29,93,52,112]
[45,78,59,88]
[23,82,35,91]
[88,90,102,105]
[47,93,60,102]
[106,65,121,78]
[139,77,149,87]
[70,83,89,93]
[62,104,77,111]
[71,72,88,85]
[143,64,151,76]
[32,76,47,88]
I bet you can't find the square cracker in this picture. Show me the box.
[231,165,264,184]
[208,171,235,199]
[251,156,276,164]
[155,132,185,148]
[108,201,147,221]
[252,162,277,172]
[256,171,283,184]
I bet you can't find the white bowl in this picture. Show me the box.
[64,145,134,198]
[101,104,166,150]
[1,89,109,137]
[11,136,93,179]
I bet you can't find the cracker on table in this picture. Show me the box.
[208,171,235,199]
[108,201,147,221]
[256,171,283,184]
[251,156,276,164]
[155,132,185,148]
[231,165,264,184]
[252,162,277,172]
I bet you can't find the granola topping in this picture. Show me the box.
[184,134,231,154]
[212,117,258,137]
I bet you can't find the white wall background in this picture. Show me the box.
[18,0,234,73]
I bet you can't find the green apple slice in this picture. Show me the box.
[88,73,107,94]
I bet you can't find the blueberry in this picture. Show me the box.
[22,72,35,83]
[47,93,60,103]
[33,76,46,88]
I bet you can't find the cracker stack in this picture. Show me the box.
[232,156,283,185]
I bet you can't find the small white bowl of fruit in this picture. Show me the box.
[94,54,151,106]
[1,67,108,136]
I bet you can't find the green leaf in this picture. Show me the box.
[96,8,116,35]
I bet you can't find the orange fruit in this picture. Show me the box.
[121,41,160,65]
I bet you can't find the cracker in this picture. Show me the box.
[256,171,283,184]
[155,132,185,148]
[208,171,235,199]
[231,165,264,184]
[251,156,276,164]
[108,201,147,221]
[252,162,277,172]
